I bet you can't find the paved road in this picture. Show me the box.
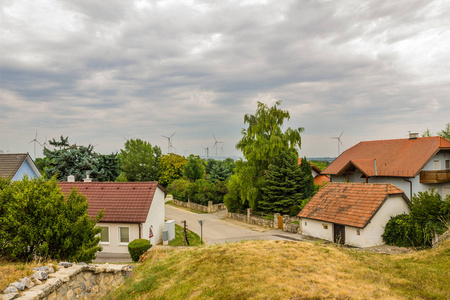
[165,204,307,244]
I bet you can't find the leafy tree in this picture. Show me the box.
[309,160,330,171]
[43,136,120,181]
[158,154,187,187]
[383,190,450,248]
[0,176,102,262]
[259,149,303,214]
[438,123,450,140]
[422,129,432,137]
[227,101,304,210]
[183,155,205,181]
[119,139,162,181]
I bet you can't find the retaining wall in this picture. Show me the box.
[172,199,225,213]
[4,263,131,300]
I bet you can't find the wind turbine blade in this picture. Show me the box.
[339,131,344,138]
[170,132,175,138]
[339,139,344,146]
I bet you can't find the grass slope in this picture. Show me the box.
[107,240,449,299]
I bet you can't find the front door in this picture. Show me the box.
[278,215,283,229]
[334,224,345,244]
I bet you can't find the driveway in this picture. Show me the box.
[165,204,307,244]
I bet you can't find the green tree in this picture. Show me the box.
[183,155,205,181]
[259,149,303,214]
[299,157,315,199]
[43,136,119,181]
[119,139,162,181]
[0,176,102,262]
[438,123,450,140]
[383,190,450,248]
[209,160,234,182]
[158,154,187,187]
[227,101,304,210]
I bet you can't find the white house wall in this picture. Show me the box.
[98,223,140,254]
[345,195,410,247]
[300,219,333,242]
[142,187,165,245]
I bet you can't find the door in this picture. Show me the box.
[278,215,283,229]
[334,224,345,244]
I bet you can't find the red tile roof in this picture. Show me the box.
[58,182,166,224]
[322,137,450,177]
[298,183,408,228]
[313,175,330,185]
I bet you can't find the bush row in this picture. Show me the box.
[167,179,227,205]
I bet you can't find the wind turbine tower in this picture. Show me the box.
[331,131,344,156]
[162,132,176,153]
[29,130,42,159]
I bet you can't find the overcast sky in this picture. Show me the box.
[1,0,449,159]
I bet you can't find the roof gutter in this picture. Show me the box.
[403,178,412,200]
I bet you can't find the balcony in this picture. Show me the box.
[420,170,450,183]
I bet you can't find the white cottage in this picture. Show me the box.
[298,182,410,247]
[59,181,166,254]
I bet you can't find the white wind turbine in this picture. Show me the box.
[29,130,42,159]
[162,132,176,154]
[212,135,223,158]
[331,131,344,156]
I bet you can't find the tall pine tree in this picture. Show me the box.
[260,149,303,214]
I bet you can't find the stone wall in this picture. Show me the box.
[172,199,225,213]
[3,263,131,300]
[226,208,275,228]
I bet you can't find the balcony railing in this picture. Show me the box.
[420,170,450,183]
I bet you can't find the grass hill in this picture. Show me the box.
[107,240,450,299]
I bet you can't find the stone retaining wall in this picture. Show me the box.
[3,263,131,300]
[226,209,275,228]
[172,199,225,213]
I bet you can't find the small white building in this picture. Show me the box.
[298,183,410,247]
[59,181,166,254]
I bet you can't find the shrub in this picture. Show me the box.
[128,239,152,262]
[0,176,102,262]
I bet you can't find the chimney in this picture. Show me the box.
[67,175,75,182]
[409,132,418,139]
[83,172,92,183]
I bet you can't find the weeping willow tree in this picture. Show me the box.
[225,101,304,211]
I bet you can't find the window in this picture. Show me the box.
[446,160,450,170]
[304,221,307,226]
[322,224,328,230]
[356,229,360,236]
[100,226,109,244]
[119,227,130,244]
[433,160,440,170]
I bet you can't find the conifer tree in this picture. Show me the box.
[260,149,303,214]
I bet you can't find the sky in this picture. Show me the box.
[1,0,449,160]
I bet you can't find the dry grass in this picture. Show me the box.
[0,260,44,291]
[107,240,450,299]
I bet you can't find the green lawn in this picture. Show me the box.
[169,224,202,246]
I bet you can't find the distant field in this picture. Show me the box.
[107,239,450,299]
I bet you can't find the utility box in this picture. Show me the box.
[165,220,175,241]
[162,230,169,245]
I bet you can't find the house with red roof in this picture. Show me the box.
[298,158,330,186]
[59,181,166,254]
[321,135,450,199]
[298,183,410,247]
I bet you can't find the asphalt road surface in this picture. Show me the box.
[165,204,307,244]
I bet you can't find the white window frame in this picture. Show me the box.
[446,160,450,170]
[118,226,130,245]
[99,226,110,245]
[433,160,440,170]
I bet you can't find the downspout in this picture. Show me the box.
[403,178,412,200]
[139,224,142,239]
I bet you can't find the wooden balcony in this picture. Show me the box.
[420,170,450,183]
